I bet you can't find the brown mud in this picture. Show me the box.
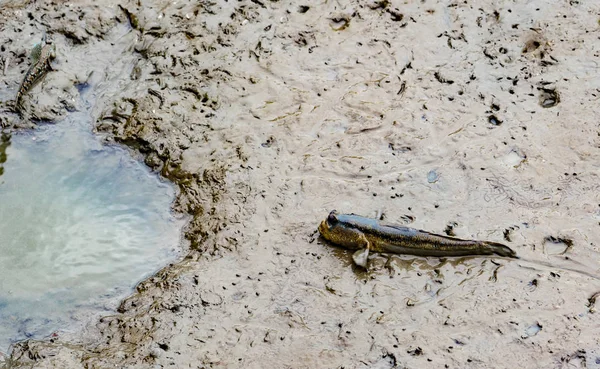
[1,0,600,368]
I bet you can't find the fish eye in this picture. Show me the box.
[327,210,338,224]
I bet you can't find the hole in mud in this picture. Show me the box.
[0,114,185,353]
[522,39,542,54]
[538,88,560,108]
[329,16,350,31]
[387,9,403,21]
[523,322,542,338]
[367,0,389,10]
[488,115,502,126]
[544,236,573,255]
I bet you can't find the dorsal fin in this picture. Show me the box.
[379,223,413,232]
[29,34,46,63]
[30,43,42,63]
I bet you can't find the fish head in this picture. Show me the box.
[42,40,57,60]
[318,210,339,235]
[318,210,363,250]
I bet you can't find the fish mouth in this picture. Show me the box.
[318,220,329,235]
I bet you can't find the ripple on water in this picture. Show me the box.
[0,116,185,352]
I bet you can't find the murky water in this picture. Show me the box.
[0,113,185,352]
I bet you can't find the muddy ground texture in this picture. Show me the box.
[1,0,600,368]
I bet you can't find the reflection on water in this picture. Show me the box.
[0,113,185,353]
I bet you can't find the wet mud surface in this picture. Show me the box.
[2,0,600,368]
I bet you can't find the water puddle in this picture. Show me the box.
[0,112,185,353]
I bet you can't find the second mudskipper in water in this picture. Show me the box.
[318,210,517,268]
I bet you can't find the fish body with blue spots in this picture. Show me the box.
[319,210,517,268]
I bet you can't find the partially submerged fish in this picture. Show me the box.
[15,34,56,113]
[318,210,517,268]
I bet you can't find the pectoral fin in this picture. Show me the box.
[352,248,369,268]
[351,234,372,269]
[352,236,375,269]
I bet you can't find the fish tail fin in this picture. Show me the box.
[14,95,22,113]
[485,241,518,258]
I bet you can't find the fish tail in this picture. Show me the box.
[13,95,24,116]
[15,91,22,110]
[483,241,518,258]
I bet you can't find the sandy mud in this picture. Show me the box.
[1,0,600,368]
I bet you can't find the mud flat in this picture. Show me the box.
[2,0,600,368]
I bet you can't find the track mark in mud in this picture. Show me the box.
[386,8,404,23]
[407,346,423,356]
[527,278,538,291]
[522,39,542,54]
[438,31,467,50]
[345,124,382,135]
[544,236,573,255]
[434,71,454,85]
[503,226,520,242]
[261,135,275,148]
[484,176,538,208]
[148,89,164,108]
[297,5,310,13]
[521,32,558,66]
[397,80,406,96]
[329,15,351,31]
[560,350,588,368]
[587,291,600,313]
[400,61,412,75]
[444,222,458,236]
[388,142,411,155]
[367,0,389,10]
[400,214,415,223]
[483,48,496,60]
[489,263,503,282]
[522,35,549,56]
[118,5,139,30]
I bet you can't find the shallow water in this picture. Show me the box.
[0,113,185,352]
